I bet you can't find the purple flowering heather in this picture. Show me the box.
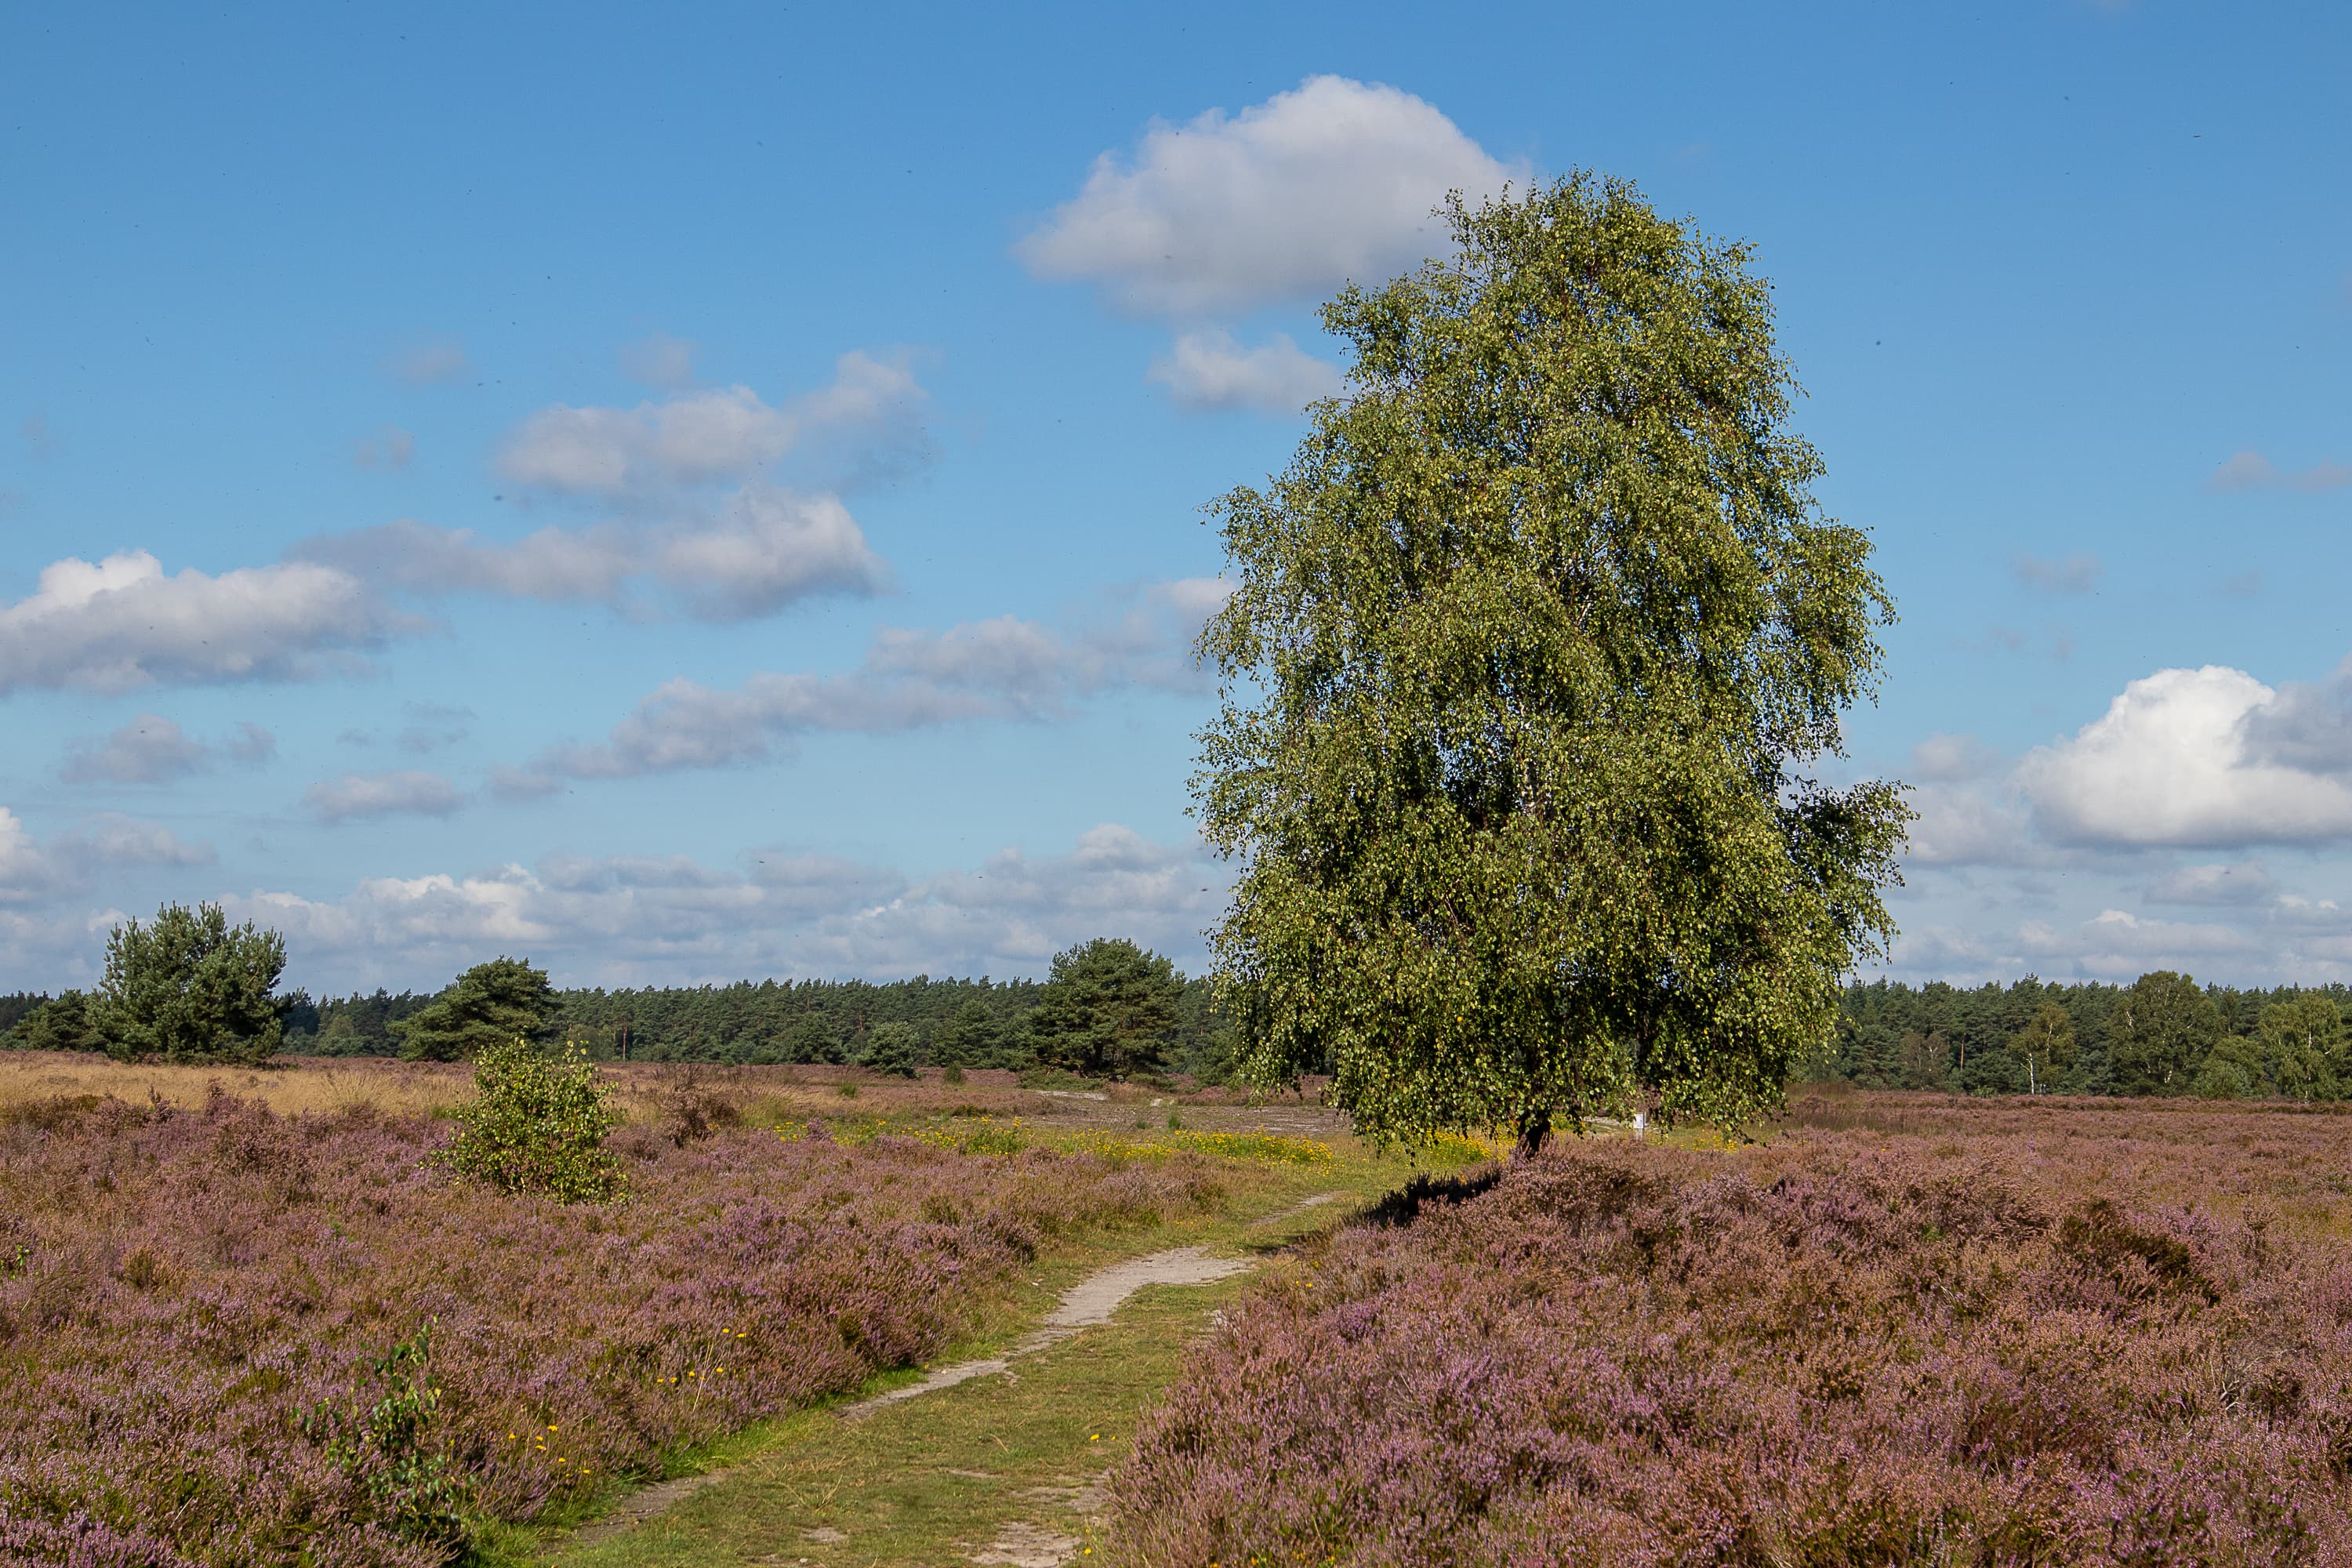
[1113,1098,2352,1566]
[0,1087,1224,1565]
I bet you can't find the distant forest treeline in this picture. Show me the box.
[1812,975,2352,1099]
[291,977,1071,1065]
[2,975,1239,1077]
[12,971,2351,1101]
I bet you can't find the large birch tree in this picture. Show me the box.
[1192,175,1909,1153]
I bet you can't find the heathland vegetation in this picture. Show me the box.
[0,1054,1374,1566]
[1112,1092,2352,1564]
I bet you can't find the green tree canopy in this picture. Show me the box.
[862,1020,922,1077]
[934,999,1004,1068]
[2107,971,2220,1095]
[1192,175,1907,1153]
[2259,993,2344,1102]
[390,956,558,1062]
[7,989,103,1053]
[2004,1002,2077,1095]
[312,1009,370,1057]
[1027,938,1181,1080]
[441,1036,624,1203]
[92,902,287,1065]
[2192,1033,2265,1101]
[0,992,49,1040]
[786,1012,844,1065]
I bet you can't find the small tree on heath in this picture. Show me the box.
[1192,175,1908,1154]
[862,1021,921,1077]
[391,956,557,1062]
[93,902,288,1065]
[1027,938,1181,1080]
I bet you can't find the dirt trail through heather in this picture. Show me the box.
[565,1189,1346,1562]
[838,1246,1250,1423]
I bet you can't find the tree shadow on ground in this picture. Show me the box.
[1353,1165,1506,1229]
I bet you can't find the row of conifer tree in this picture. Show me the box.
[10,956,2351,1101]
[1813,975,2352,1100]
[0,935,1240,1082]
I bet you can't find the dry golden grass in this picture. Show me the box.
[0,1051,1354,1148]
[0,1052,1051,1127]
[0,1050,474,1117]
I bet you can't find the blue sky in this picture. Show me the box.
[2,0,2347,994]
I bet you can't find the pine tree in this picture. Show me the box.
[391,957,558,1062]
[1027,938,1181,1080]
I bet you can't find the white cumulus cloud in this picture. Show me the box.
[2146,861,2277,906]
[654,488,891,619]
[292,518,639,603]
[0,551,405,696]
[61,714,212,785]
[1882,925,2018,986]
[291,487,888,624]
[2021,908,2256,979]
[1908,732,2002,783]
[497,350,929,500]
[2236,655,2352,773]
[0,806,213,906]
[1903,784,2034,866]
[1016,74,1522,316]
[73,814,216,868]
[226,722,278,764]
[0,808,73,906]
[354,426,416,470]
[304,770,467,824]
[2206,448,2352,493]
[2012,552,2101,593]
[1148,329,1344,413]
[390,341,470,386]
[619,332,698,390]
[2017,665,2352,847]
[220,827,1226,989]
[500,384,789,494]
[515,579,1226,785]
[59,715,278,784]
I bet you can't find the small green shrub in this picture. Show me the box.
[836,1081,860,1099]
[299,1323,469,1552]
[441,1037,624,1203]
[941,1064,967,1086]
[1167,1110,1184,1130]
